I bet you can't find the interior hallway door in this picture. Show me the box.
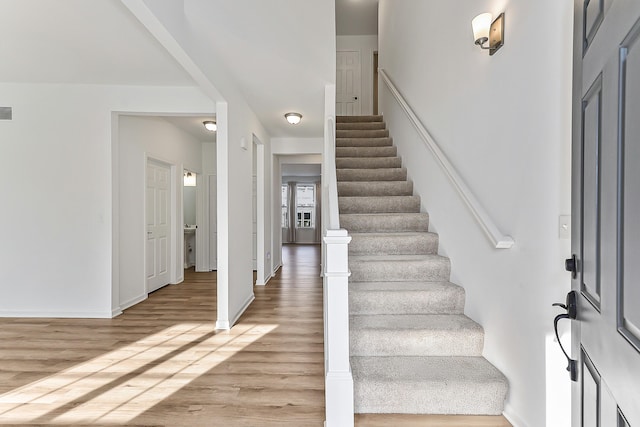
[571,1,640,425]
[146,159,171,292]
[336,50,361,115]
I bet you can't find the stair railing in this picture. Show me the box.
[379,68,514,249]
[322,112,354,426]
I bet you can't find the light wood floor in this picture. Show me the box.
[0,245,510,426]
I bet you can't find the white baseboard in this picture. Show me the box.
[216,292,256,330]
[111,307,123,318]
[504,402,528,427]
[119,294,148,312]
[255,273,273,287]
[0,309,115,318]
[272,263,282,277]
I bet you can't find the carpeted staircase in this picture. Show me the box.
[336,115,508,415]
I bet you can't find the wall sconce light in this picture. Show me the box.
[203,120,217,132]
[472,12,505,55]
[183,171,196,187]
[284,112,302,125]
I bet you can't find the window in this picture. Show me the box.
[295,184,315,228]
[281,184,288,228]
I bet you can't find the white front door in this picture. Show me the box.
[146,160,171,293]
[570,1,640,425]
[336,50,361,116]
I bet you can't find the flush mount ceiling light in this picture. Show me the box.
[203,120,217,132]
[284,112,302,125]
[472,12,505,55]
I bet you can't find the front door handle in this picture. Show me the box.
[552,290,578,381]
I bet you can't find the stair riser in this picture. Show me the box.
[336,146,397,158]
[337,168,407,182]
[337,122,386,130]
[339,196,420,214]
[354,381,508,415]
[349,259,450,282]
[336,157,402,169]
[349,289,465,315]
[351,328,484,357]
[337,129,389,138]
[340,214,429,233]
[338,181,413,197]
[337,115,383,123]
[349,233,437,255]
[336,137,393,147]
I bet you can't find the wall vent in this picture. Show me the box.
[0,107,12,120]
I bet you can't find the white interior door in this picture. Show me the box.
[336,50,361,116]
[208,175,217,270]
[570,1,640,425]
[146,160,171,293]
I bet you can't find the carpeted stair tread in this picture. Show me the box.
[339,195,420,214]
[336,157,402,169]
[349,254,450,282]
[336,146,397,158]
[337,115,383,123]
[337,129,390,138]
[351,356,508,414]
[350,314,484,357]
[337,122,387,130]
[336,114,508,416]
[338,181,413,197]
[349,281,465,315]
[340,213,429,233]
[349,232,438,255]
[336,137,393,147]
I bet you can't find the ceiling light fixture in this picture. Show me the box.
[284,112,302,125]
[203,120,217,132]
[472,12,505,55]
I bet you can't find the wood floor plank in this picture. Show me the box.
[0,244,511,426]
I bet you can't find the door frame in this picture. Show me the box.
[253,134,267,286]
[144,154,179,294]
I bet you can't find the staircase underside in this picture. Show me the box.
[336,115,508,415]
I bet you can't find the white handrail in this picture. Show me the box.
[379,69,514,249]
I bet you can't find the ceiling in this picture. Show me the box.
[1,0,376,140]
[183,0,336,138]
[282,164,322,177]
[163,116,217,142]
[336,0,379,36]
[0,0,194,85]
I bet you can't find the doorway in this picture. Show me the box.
[336,50,362,115]
[281,163,322,245]
[146,158,172,293]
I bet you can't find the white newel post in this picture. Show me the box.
[324,229,353,427]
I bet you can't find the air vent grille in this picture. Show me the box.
[0,107,12,120]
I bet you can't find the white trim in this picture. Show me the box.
[119,294,148,312]
[324,371,355,427]
[111,308,123,318]
[216,292,255,330]
[0,310,115,318]
[503,403,528,427]
[272,263,282,277]
[379,68,514,249]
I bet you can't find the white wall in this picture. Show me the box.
[379,1,573,426]
[0,83,214,318]
[117,115,205,310]
[133,0,274,329]
[337,35,378,115]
